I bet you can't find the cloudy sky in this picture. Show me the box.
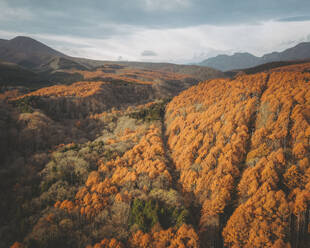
[1,0,310,63]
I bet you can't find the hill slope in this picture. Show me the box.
[1,61,310,248]
[200,42,310,71]
[40,57,90,71]
[0,39,7,47]
[0,36,65,69]
[225,59,310,77]
[0,61,45,87]
[262,42,310,62]
[10,63,218,119]
[165,64,310,247]
[69,58,225,82]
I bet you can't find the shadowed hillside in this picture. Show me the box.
[0,61,44,87]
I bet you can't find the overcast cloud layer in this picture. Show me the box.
[1,0,310,63]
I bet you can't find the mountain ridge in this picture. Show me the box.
[199,41,310,71]
[0,36,66,69]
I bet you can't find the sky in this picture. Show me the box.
[1,0,310,64]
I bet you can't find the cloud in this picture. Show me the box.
[142,0,191,11]
[2,19,308,64]
[0,1,310,63]
[0,1,33,21]
[1,0,310,34]
[277,16,310,22]
[141,50,158,56]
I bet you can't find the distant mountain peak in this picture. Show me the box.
[9,36,65,55]
[9,36,47,47]
[199,41,310,71]
[233,52,257,56]
[294,41,310,46]
[11,36,36,41]
[0,36,66,69]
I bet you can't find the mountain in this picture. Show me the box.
[224,59,310,78]
[199,52,261,71]
[261,42,310,62]
[0,36,66,69]
[199,42,310,71]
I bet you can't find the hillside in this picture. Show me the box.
[1,61,309,248]
[0,60,85,89]
[0,36,65,69]
[100,61,225,82]
[67,58,224,82]
[3,61,224,120]
[225,59,310,77]
[262,42,310,62]
[165,64,310,247]
[199,52,261,72]
[0,97,199,248]
[9,81,158,119]
[40,57,90,71]
[4,67,199,120]
[0,61,44,87]
[199,42,310,71]
[0,39,7,47]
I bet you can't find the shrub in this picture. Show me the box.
[129,198,189,232]
[11,96,41,113]
[129,99,170,122]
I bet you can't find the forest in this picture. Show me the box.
[0,62,310,248]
